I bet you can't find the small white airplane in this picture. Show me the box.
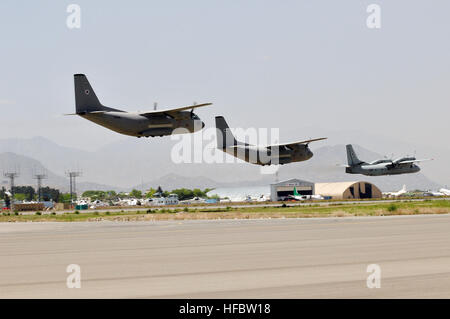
[286,187,324,201]
[383,185,407,197]
[423,190,445,197]
[439,188,450,196]
[257,195,269,202]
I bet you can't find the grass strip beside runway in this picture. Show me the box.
[0,200,449,222]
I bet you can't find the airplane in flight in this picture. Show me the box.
[69,74,212,137]
[215,116,327,166]
[344,144,432,176]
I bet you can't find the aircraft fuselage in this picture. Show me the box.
[80,111,204,137]
[222,144,313,165]
[346,163,420,176]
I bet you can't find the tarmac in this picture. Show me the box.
[0,214,449,298]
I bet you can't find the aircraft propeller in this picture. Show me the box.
[190,102,197,115]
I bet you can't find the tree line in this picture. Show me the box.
[0,185,217,205]
[0,186,71,203]
[81,187,215,201]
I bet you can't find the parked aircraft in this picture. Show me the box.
[215,116,326,166]
[69,74,211,137]
[383,185,407,197]
[344,145,432,176]
[288,187,324,200]
[423,190,445,197]
[439,188,450,196]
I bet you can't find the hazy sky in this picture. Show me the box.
[0,1,449,184]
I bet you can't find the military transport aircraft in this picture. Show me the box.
[344,144,432,176]
[69,74,211,137]
[215,116,327,166]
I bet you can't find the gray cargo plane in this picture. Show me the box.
[344,144,432,176]
[69,74,211,137]
[215,116,327,165]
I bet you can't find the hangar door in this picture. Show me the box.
[276,186,313,198]
[360,183,372,199]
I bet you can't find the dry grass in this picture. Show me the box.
[1,200,449,222]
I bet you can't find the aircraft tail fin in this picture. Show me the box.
[346,144,364,166]
[74,74,119,114]
[293,187,300,196]
[215,116,238,149]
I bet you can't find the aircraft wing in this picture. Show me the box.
[387,158,433,168]
[137,103,212,117]
[395,158,433,164]
[266,137,327,150]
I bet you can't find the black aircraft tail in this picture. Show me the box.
[74,74,120,114]
[215,116,239,149]
[346,144,364,166]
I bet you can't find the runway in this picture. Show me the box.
[1,214,450,298]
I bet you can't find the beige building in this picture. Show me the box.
[315,181,382,200]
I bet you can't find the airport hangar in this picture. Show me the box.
[270,179,382,201]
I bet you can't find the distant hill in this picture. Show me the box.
[132,173,222,191]
[0,137,442,192]
[0,152,123,193]
[132,144,441,192]
[130,173,278,192]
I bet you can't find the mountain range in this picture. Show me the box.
[0,136,442,192]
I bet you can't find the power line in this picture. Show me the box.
[4,171,19,210]
[33,173,47,202]
[65,170,82,205]
[4,172,19,197]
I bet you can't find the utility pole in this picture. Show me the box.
[33,173,47,202]
[66,171,82,207]
[4,171,19,209]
